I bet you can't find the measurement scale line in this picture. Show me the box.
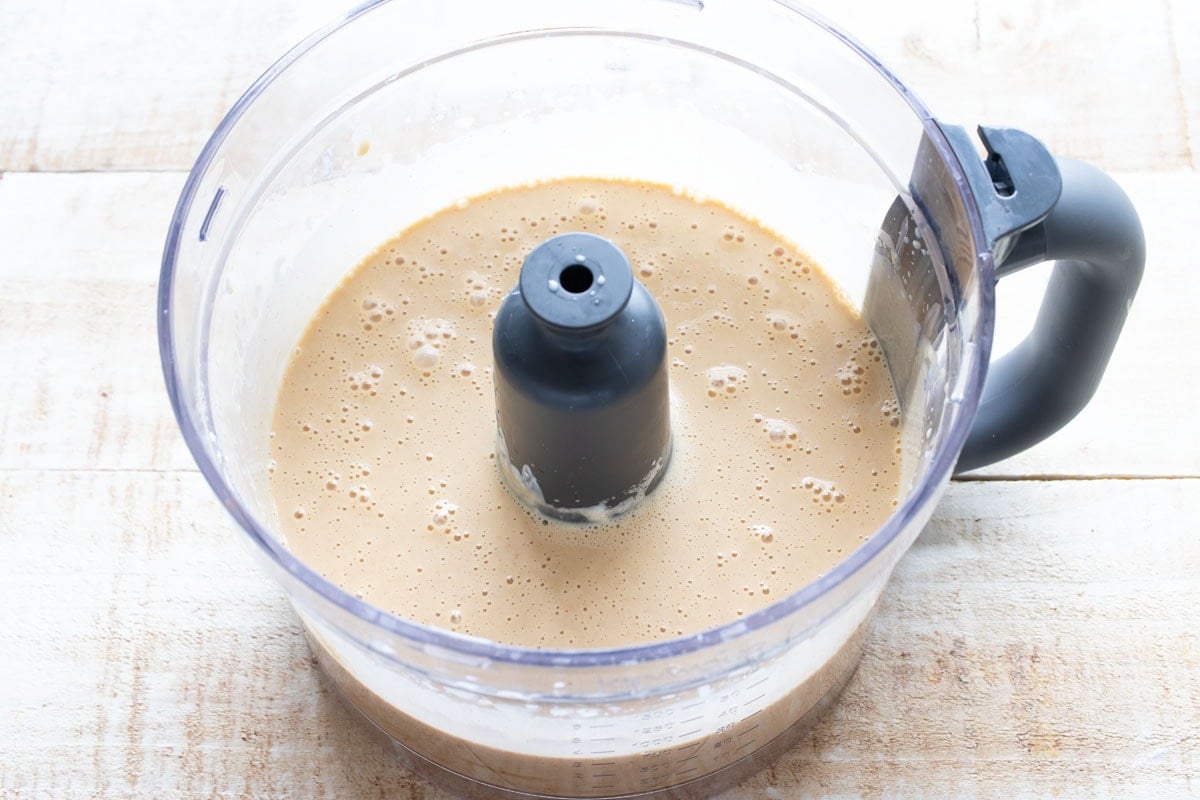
[590,761,616,767]
[746,676,769,690]
[590,750,616,755]
[738,723,760,737]
[678,715,703,725]
[675,767,700,777]
[676,753,701,765]
[678,728,703,738]
[681,701,705,711]
[736,739,758,752]
[589,737,617,743]
[589,723,616,729]
[744,693,766,706]
[740,708,763,721]
[677,741,704,751]
[592,773,617,778]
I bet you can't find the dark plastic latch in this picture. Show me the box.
[937,124,1062,265]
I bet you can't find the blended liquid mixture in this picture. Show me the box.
[269,178,900,649]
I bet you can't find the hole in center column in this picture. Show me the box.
[559,264,594,294]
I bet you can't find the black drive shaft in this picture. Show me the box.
[492,232,671,523]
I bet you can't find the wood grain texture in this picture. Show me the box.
[853,0,1198,172]
[2,0,1198,798]
[0,0,336,173]
[0,0,1196,172]
[2,475,1196,798]
[0,172,193,473]
[1167,0,1200,167]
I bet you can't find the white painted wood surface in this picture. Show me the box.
[1,0,1197,797]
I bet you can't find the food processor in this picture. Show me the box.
[158,1,1144,797]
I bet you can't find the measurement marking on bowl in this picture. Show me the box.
[678,728,703,738]
[678,715,703,725]
[198,185,226,242]
[738,723,760,736]
[676,752,702,765]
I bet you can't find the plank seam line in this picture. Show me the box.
[953,474,1199,482]
[0,466,200,475]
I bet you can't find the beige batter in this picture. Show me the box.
[268,177,900,649]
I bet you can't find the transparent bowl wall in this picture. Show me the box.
[159,0,989,796]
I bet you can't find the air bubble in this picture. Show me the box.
[762,417,799,448]
[836,358,867,395]
[749,524,774,543]
[705,365,749,398]
[413,345,439,369]
[432,500,458,526]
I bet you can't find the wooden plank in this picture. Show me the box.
[1,472,1196,797]
[740,479,1200,798]
[0,1,1195,798]
[0,0,1195,172]
[0,0,336,172]
[0,469,443,799]
[0,172,195,473]
[1,170,1194,477]
[1168,0,1200,167]
[847,0,1198,171]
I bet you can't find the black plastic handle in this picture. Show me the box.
[955,138,1146,472]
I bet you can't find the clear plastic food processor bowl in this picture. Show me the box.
[158,0,991,797]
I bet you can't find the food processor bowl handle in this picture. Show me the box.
[941,126,1146,473]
